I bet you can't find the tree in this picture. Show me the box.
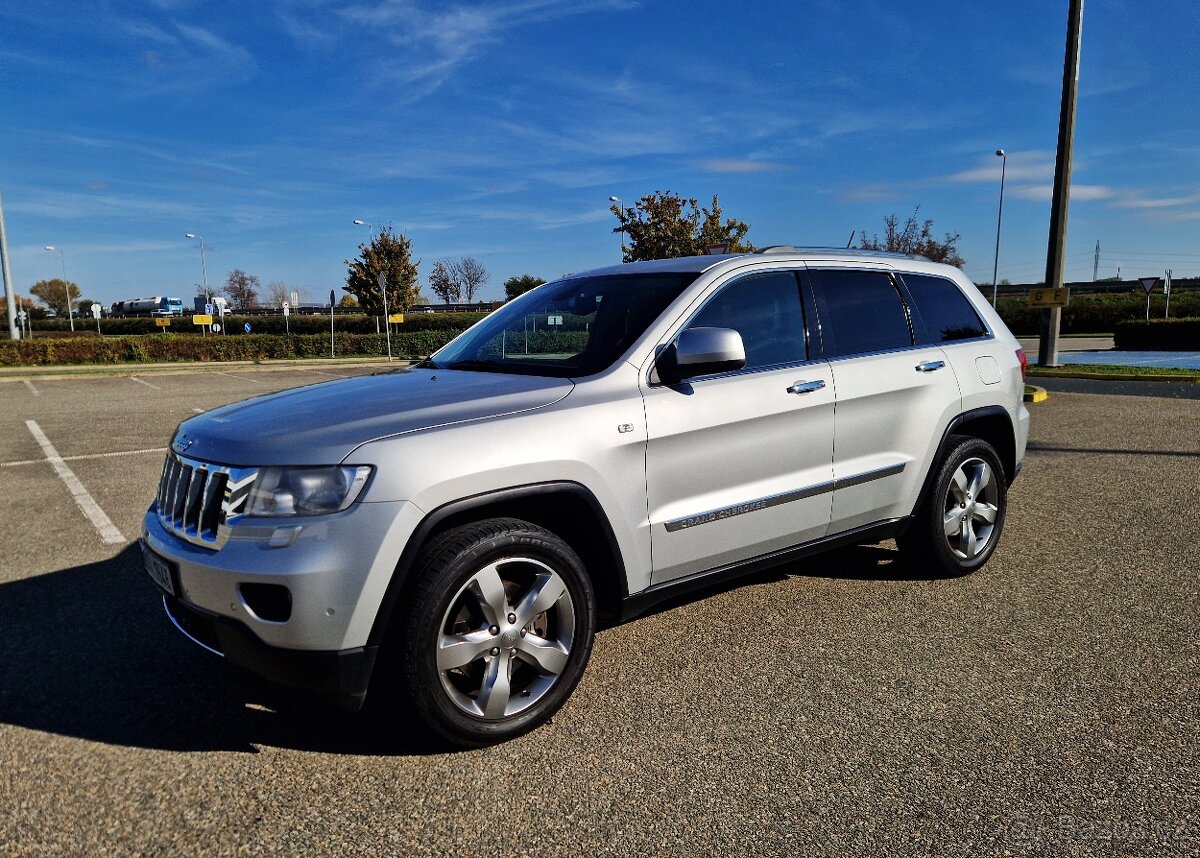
[503,274,547,300]
[343,225,421,315]
[430,257,491,305]
[610,191,753,262]
[223,269,261,310]
[338,294,359,308]
[29,278,81,316]
[76,298,98,318]
[859,208,964,268]
[264,280,290,308]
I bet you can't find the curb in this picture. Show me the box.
[0,356,405,382]
[1028,368,1200,383]
[1023,384,1048,404]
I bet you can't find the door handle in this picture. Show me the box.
[915,360,946,373]
[787,379,826,395]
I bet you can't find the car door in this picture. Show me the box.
[642,270,835,584]
[804,266,962,533]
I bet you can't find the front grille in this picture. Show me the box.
[155,452,257,549]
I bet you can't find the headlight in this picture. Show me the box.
[245,466,373,516]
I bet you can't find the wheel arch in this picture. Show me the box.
[906,405,1017,524]
[366,481,628,649]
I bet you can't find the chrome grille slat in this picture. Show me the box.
[154,452,257,550]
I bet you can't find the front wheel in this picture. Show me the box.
[387,518,596,747]
[900,436,1008,577]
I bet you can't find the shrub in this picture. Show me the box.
[0,329,466,366]
[1113,318,1200,350]
[995,292,1200,335]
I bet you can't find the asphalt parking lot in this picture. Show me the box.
[1,366,1197,856]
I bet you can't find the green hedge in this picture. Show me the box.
[1113,318,1200,350]
[995,292,1200,335]
[0,330,466,366]
[22,311,488,336]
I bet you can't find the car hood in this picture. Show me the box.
[173,368,574,466]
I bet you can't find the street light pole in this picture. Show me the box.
[185,233,210,302]
[0,186,18,340]
[44,245,74,331]
[353,220,380,335]
[608,196,626,259]
[990,149,1007,308]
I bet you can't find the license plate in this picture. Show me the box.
[142,542,177,597]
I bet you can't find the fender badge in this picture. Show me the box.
[617,424,634,434]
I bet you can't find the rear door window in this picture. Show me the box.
[899,273,990,343]
[807,269,913,358]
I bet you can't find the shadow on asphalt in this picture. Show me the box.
[629,542,941,623]
[0,544,446,756]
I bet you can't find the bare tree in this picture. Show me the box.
[450,257,489,302]
[264,280,289,308]
[222,269,260,310]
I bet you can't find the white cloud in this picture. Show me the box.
[1009,184,1115,202]
[694,158,788,174]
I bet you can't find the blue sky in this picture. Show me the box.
[1,0,1197,307]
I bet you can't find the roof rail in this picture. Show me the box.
[754,245,931,262]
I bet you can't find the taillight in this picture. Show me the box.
[1015,347,1028,381]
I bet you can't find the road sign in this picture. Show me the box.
[16,309,26,322]
[1028,287,1069,308]
[547,315,563,325]
[244,322,252,333]
[192,314,213,325]
[91,304,102,319]
[387,313,405,323]
[155,317,172,327]
[1138,277,1160,295]
[212,323,221,333]
[706,243,730,254]
[205,303,213,315]
[282,301,290,317]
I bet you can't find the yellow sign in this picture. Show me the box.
[1028,288,1069,308]
[387,313,406,324]
[155,317,172,327]
[192,314,213,325]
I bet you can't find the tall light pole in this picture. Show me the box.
[1,187,19,340]
[608,196,625,259]
[44,245,74,331]
[990,149,1007,308]
[185,233,210,302]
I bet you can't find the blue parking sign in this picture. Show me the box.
[244,323,251,334]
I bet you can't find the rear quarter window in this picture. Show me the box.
[901,273,989,343]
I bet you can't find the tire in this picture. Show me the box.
[899,436,1008,578]
[387,518,596,747]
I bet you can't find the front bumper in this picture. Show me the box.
[141,497,426,700]
[160,592,376,707]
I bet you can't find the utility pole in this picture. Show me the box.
[1092,240,1100,282]
[0,186,17,340]
[1038,0,1084,369]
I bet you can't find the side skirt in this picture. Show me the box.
[617,517,908,623]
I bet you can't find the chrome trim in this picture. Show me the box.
[787,379,826,395]
[162,596,224,657]
[916,360,946,372]
[155,452,257,550]
[663,462,906,532]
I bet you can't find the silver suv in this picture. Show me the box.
[142,248,1030,746]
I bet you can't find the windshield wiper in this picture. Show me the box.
[413,358,440,369]
[446,358,510,373]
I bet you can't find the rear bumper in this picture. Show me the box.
[162,593,377,709]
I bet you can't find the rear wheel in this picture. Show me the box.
[900,436,1008,577]
[387,518,595,747]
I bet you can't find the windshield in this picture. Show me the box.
[429,271,697,377]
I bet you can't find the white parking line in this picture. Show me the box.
[130,376,161,390]
[217,371,267,384]
[193,408,205,413]
[303,369,346,377]
[24,420,126,545]
[1,446,167,469]
[23,380,40,396]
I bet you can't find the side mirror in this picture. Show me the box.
[658,327,746,384]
